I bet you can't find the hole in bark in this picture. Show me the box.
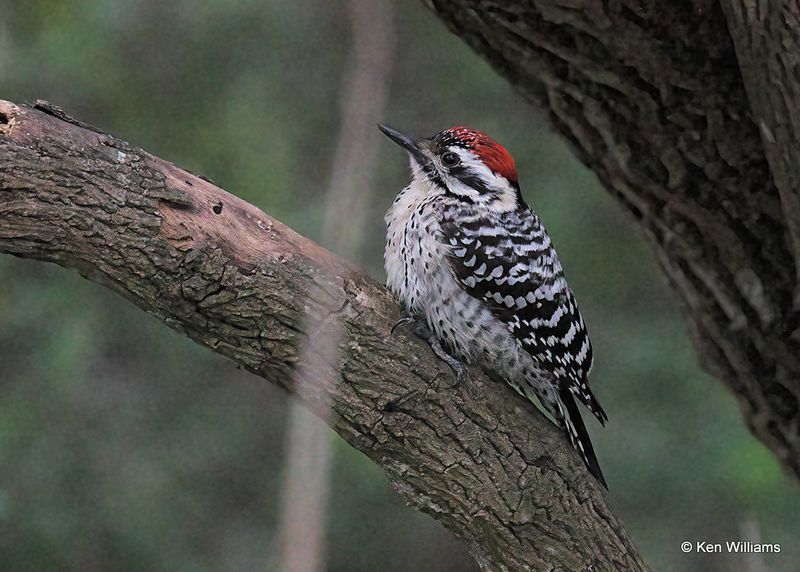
[531,454,557,471]
[212,202,223,214]
[0,112,8,125]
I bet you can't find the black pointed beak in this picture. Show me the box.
[378,123,429,166]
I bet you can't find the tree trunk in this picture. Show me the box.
[427,0,800,480]
[0,100,649,571]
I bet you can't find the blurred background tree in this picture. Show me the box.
[0,1,798,571]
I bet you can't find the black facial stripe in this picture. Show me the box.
[445,189,475,204]
[419,162,475,203]
[448,164,467,177]
[514,188,527,210]
[455,169,495,195]
[421,163,444,187]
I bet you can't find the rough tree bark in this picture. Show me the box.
[427,0,800,480]
[0,101,648,570]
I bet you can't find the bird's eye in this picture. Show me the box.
[442,152,460,167]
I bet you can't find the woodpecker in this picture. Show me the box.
[379,123,608,488]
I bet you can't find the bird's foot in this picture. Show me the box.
[390,314,466,382]
[426,333,466,383]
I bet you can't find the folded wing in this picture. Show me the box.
[439,209,607,425]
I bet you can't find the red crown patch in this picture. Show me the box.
[444,126,518,186]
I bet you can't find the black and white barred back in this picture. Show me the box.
[380,124,608,488]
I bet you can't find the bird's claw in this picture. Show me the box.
[448,359,467,383]
[390,316,414,336]
[390,315,465,382]
[426,333,466,384]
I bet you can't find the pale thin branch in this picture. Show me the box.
[277,2,396,570]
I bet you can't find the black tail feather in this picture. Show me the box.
[559,387,607,489]
[575,385,608,426]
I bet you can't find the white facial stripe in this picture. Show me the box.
[407,144,520,213]
[453,148,506,192]
[439,147,518,211]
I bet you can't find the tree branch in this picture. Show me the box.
[0,100,649,571]
[427,0,800,480]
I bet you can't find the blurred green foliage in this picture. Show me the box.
[1,1,799,571]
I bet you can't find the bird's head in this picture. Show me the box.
[379,124,524,211]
